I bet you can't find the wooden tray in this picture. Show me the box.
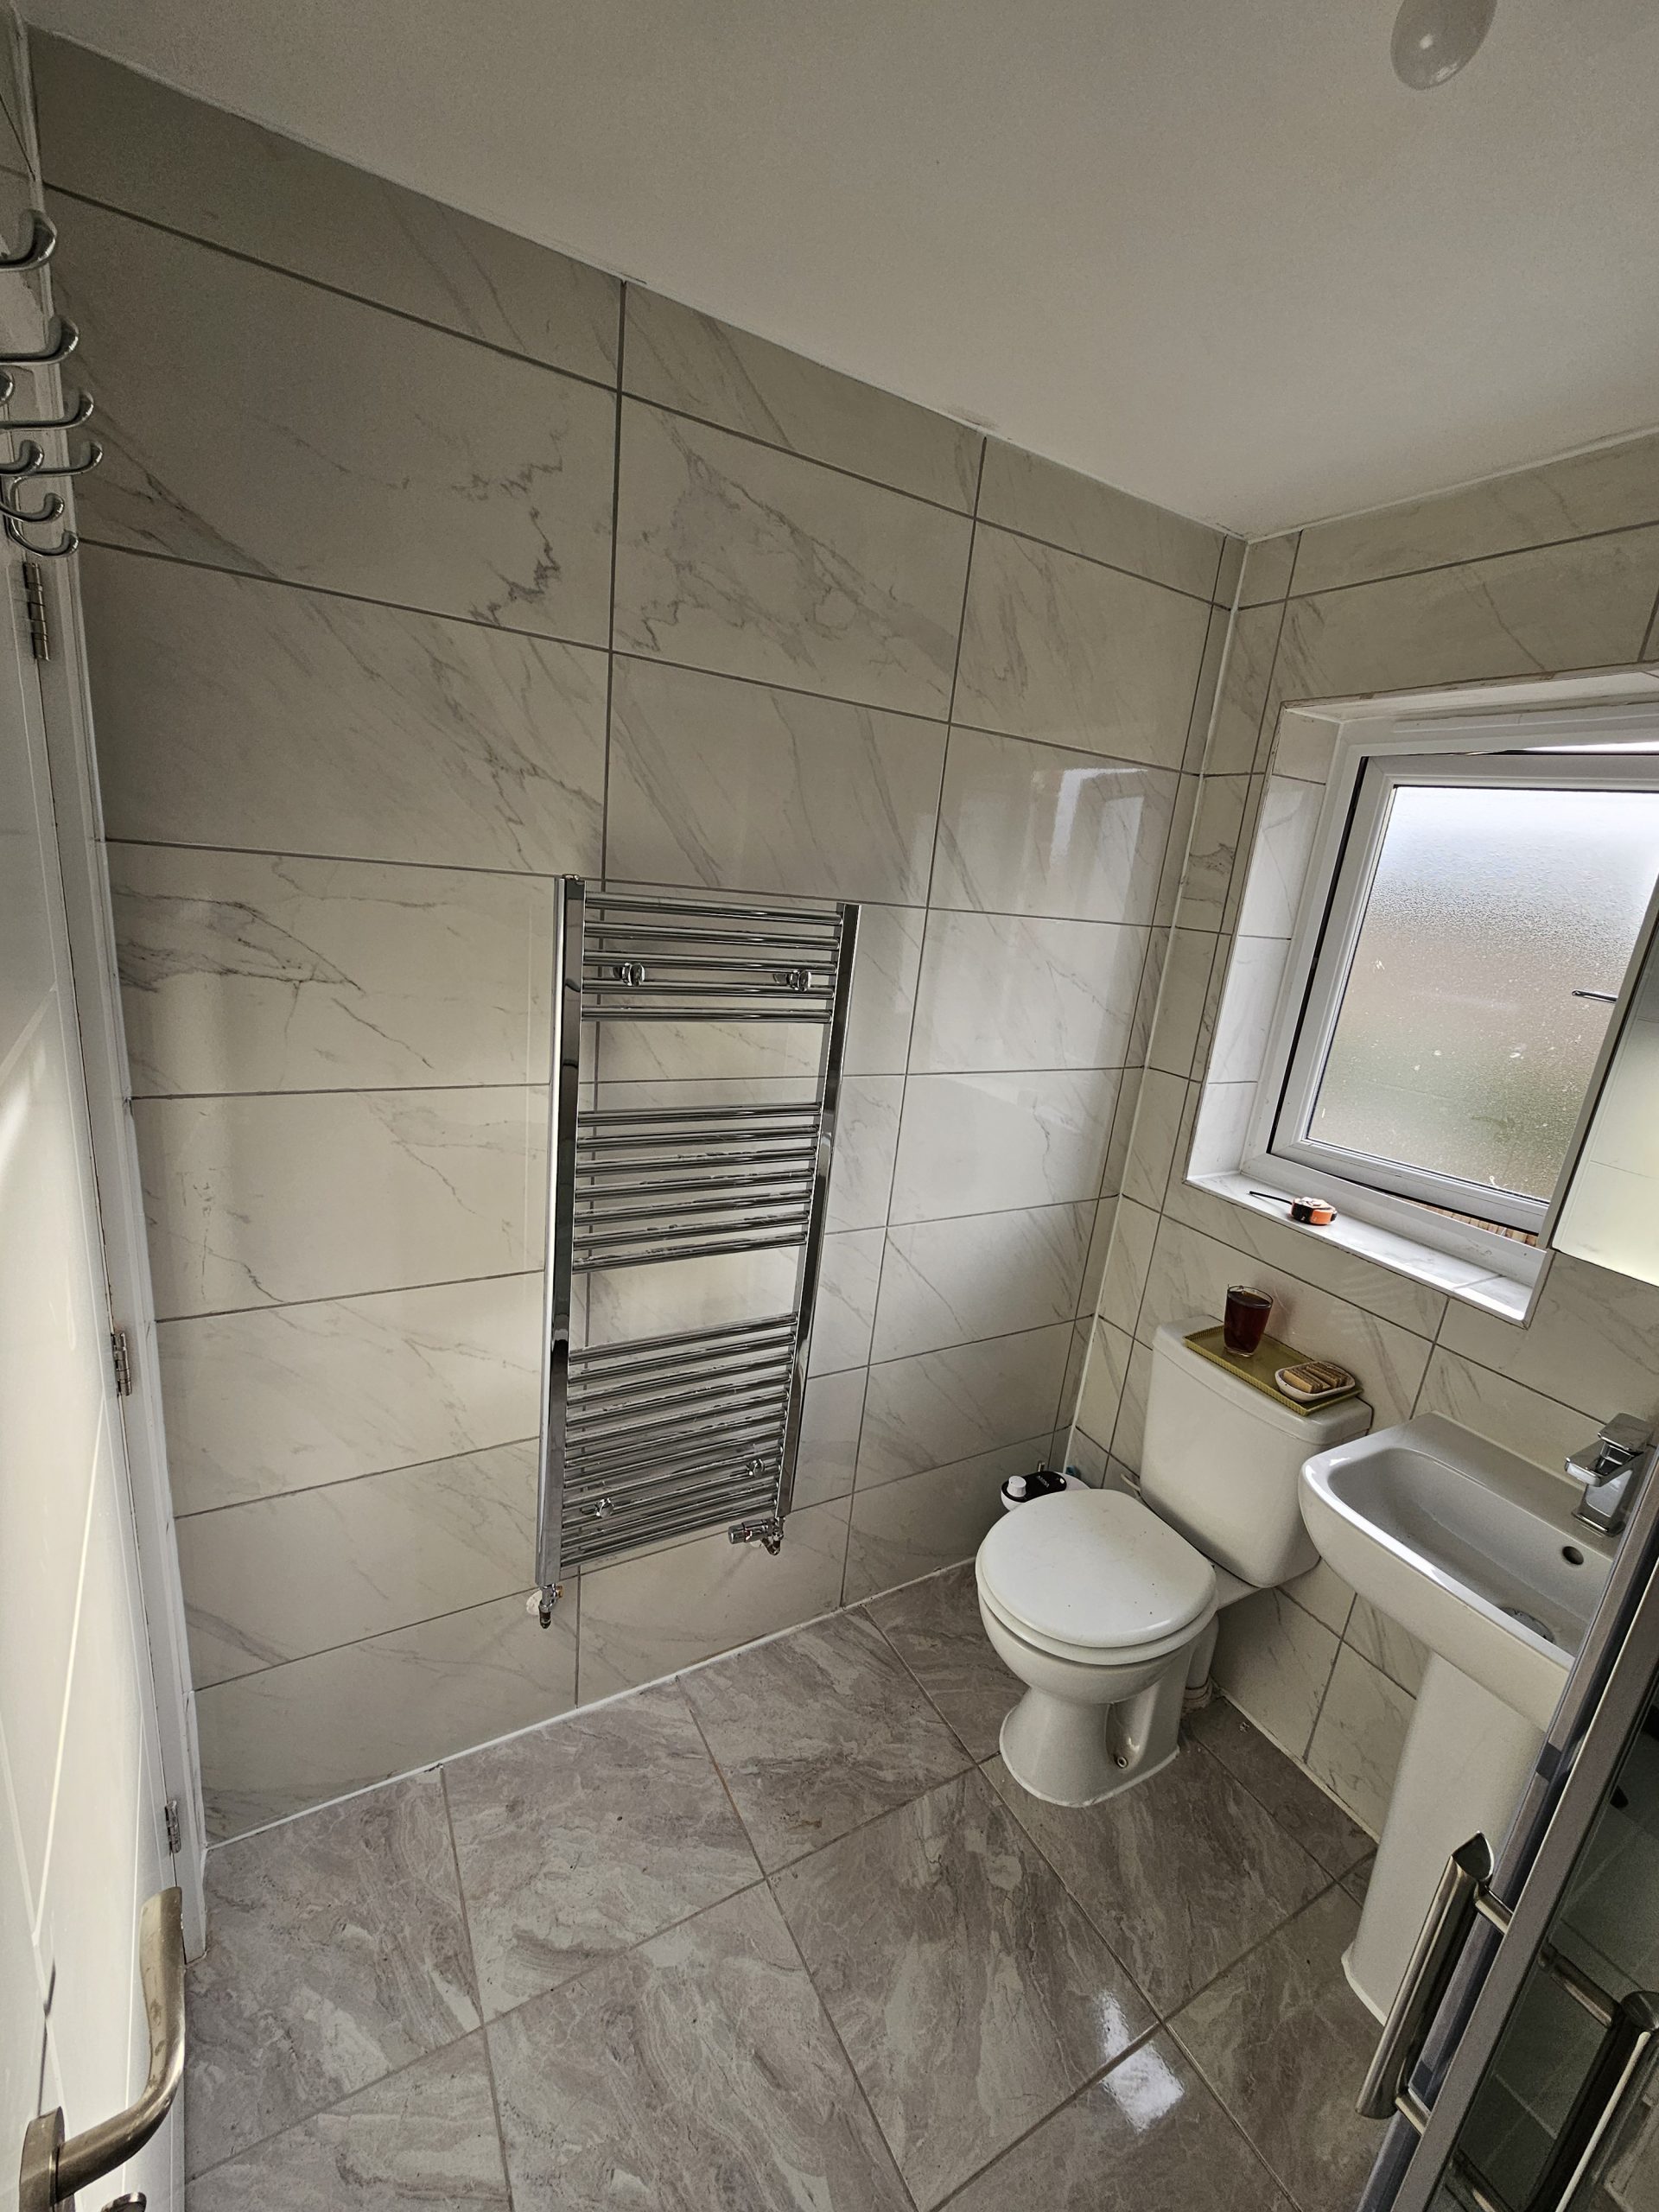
[1183,1324,1359,1417]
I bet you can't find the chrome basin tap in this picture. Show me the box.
[1565,1414,1656,1535]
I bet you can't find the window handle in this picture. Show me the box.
[1573,988,1618,1003]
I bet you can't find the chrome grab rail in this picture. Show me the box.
[20,1887,186,2212]
[1358,1835,1500,2122]
[1360,1836,1659,2212]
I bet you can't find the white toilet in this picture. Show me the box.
[977,1321,1370,1806]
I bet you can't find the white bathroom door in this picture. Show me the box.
[0,507,180,2212]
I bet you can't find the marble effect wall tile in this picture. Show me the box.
[1121,1067,1189,1211]
[613,398,971,716]
[1413,1348,1592,1478]
[909,911,1147,1073]
[1109,1338,1154,1471]
[110,846,554,1096]
[195,1592,577,1840]
[1291,430,1659,596]
[889,1069,1119,1223]
[582,1241,801,1351]
[843,905,925,1075]
[1207,604,1282,774]
[1436,1250,1659,1426]
[1234,774,1324,936]
[35,35,620,383]
[930,726,1178,925]
[1306,1644,1414,1837]
[136,1086,543,1317]
[625,287,980,509]
[592,1015,823,1085]
[1185,1080,1255,1182]
[1208,937,1289,1085]
[1344,1596,1429,1696]
[1163,1175,1449,1336]
[810,1228,883,1374]
[1147,928,1217,1080]
[1236,533,1300,607]
[827,1074,904,1231]
[793,1368,867,1508]
[1213,1588,1341,1761]
[977,440,1224,600]
[872,1203,1092,1362]
[856,1325,1071,1490]
[1154,775,1201,927]
[177,1440,535,1686]
[1056,1317,1092,1433]
[1138,1214,1432,1424]
[842,1440,1036,1603]
[1177,774,1250,929]
[157,1273,542,1510]
[62,196,617,639]
[83,552,608,872]
[1268,526,1659,721]
[606,655,944,904]
[1183,604,1232,770]
[1077,1317,1134,1447]
[955,525,1211,769]
[575,1497,850,1700]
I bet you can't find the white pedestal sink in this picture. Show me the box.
[1300,1414,1614,2019]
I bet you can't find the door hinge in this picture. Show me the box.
[22,558,48,661]
[110,1327,133,1398]
[163,1798,181,1855]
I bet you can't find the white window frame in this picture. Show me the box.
[1240,699,1659,1281]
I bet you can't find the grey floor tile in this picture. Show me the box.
[1188,1697,1373,1877]
[184,1771,480,2177]
[945,2031,1294,2212]
[442,1681,760,2017]
[1343,1854,1376,1904]
[487,1884,910,2212]
[862,1560,1020,1760]
[680,1606,969,1868]
[986,1738,1326,2015]
[184,2037,508,2209]
[773,1768,1152,2210]
[1173,1885,1387,2212]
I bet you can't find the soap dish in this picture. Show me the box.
[1274,1357,1358,1407]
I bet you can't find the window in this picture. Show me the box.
[1269,750,1659,1238]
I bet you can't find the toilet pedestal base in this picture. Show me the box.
[998,1655,1190,1808]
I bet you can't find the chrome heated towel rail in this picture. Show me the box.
[532,882,858,1620]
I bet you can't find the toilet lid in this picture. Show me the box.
[976,1489,1216,1654]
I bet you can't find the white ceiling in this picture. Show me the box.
[22,0,1659,535]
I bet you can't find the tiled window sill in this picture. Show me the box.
[1191,1170,1539,1325]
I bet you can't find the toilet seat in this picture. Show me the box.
[976,1488,1217,1663]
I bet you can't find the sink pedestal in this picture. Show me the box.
[1347,1653,1542,2018]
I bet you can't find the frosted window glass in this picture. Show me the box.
[1312,785,1659,1203]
